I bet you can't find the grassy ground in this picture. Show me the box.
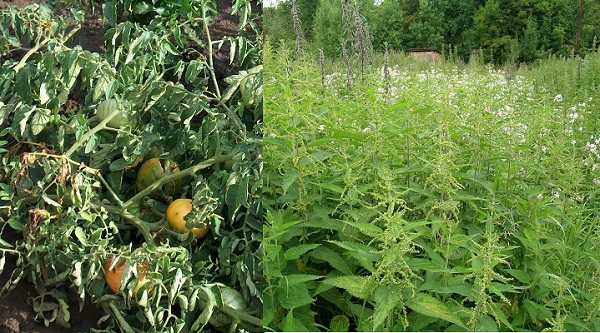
[263,43,600,331]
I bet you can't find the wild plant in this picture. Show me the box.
[264,46,600,331]
[291,0,304,58]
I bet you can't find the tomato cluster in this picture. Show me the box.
[103,158,209,294]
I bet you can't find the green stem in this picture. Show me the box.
[203,7,221,99]
[195,292,262,330]
[65,109,120,157]
[29,152,124,206]
[108,302,135,333]
[102,204,159,245]
[123,154,233,208]
[13,38,51,72]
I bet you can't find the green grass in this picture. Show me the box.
[263,42,600,332]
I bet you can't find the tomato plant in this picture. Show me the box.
[0,1,262,332]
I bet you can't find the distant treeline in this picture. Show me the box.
[265,0,600,64]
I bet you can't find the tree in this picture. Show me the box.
[575,0,584,56]
[312,0,344,57]
[405,2,445,50]
[520,16,540,62]
[264,4,295,45]
[371,0,406,51]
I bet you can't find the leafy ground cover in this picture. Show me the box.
[263,43,600,331]
[0,1,262,332]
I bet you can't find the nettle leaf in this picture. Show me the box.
[372,286,402,329]
[406,293,467,329]
[282,310,309,331]
[284,244,321,261]
[330,315,350,331]
[339,218,383,238]
[310,246,353,275]
[323,275,373,300]
[277,282,314,310]
[282,274,322,286]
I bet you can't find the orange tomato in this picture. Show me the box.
[103,258,148,294]
[166,199,209,239]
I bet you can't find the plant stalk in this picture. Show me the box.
[65,109,121,157]
[123,154,233,208]
[203,7,221,99]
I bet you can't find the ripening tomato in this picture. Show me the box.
[103,258,148,294]
[136,158,181,196]
[166,199,209,239]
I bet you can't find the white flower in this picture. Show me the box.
[318,125,325,132]
[554,94,563,103]
[536,193,543,200]
[552,190,560,199]
[594,178,600,186]
[541,146,548,153]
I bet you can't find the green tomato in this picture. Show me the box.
[96,99,130,128]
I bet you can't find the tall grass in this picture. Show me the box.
[263,42,600,331]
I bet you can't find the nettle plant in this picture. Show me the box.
[263,44,600,332]
[0,2,262,332]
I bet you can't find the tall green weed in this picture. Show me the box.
[263,43,600,331]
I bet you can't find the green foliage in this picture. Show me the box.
[263,44,600,331]
[311,0,343,57]
[0,1,262,332]
[266,0,600,64]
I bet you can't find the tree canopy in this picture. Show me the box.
[265,0,600,63]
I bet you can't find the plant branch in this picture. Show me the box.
[29,152,124,206]
[203,7,221,99]
[13,38,51,72]
[65,109,120,157]
[102,204,159,245]
[123,154,233,208]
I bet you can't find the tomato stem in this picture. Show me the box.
[203,6,221,99]
[29,152,125,206]
[65,109,121,157]
[102,204,157,245]
[123,154,234,208]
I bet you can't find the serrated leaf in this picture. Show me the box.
[407,293,466,329]
[323,275,372,300]
[282,274,321,286]
[330,315,350,331]
[277,282,313,309]
[284,244,320,260]
[373,286,401,329]
[310,246,353,275]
